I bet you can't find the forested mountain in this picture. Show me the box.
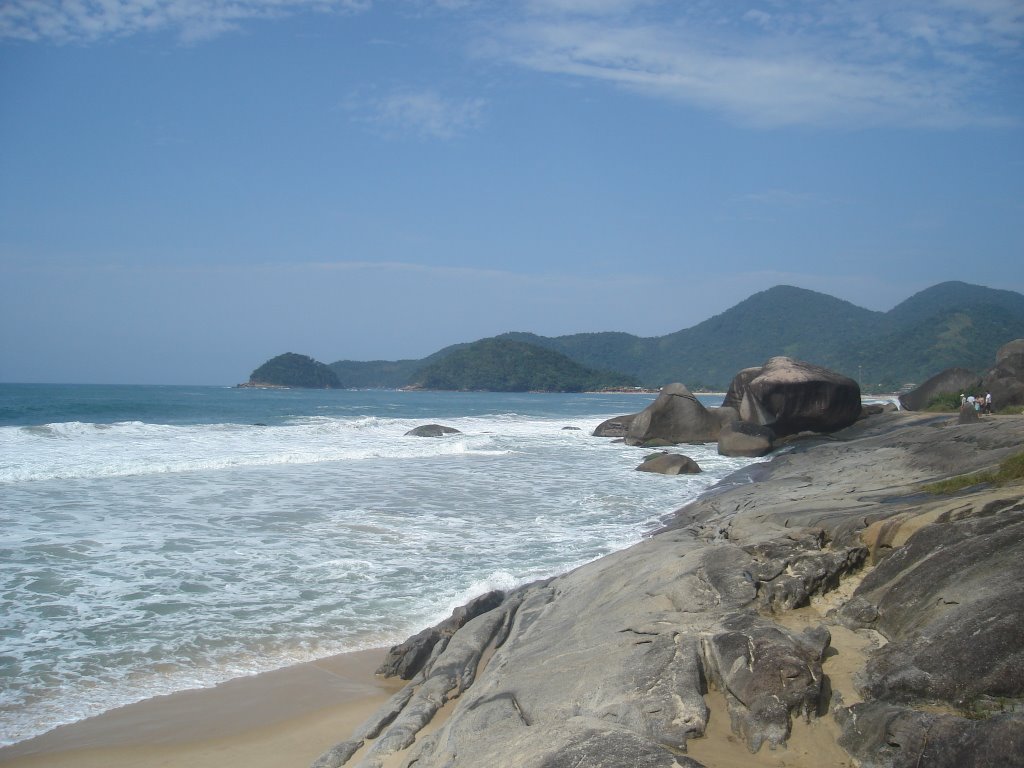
[249,282,1024,392]
[495,282,1024,390]
[501,285,888,389]
[408,338,639,393]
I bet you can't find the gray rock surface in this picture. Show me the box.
[376,591,506,680]
[716,419,774,457]
[314,410,1024,768]
[836,704,1024,768]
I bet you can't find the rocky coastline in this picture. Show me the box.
[315,407,1024,768]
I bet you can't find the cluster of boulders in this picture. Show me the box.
[594,356,862,470]
[900,338,1024,411]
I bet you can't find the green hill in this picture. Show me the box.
[247,282,1024,392]
[408,339,640,392]
[496,283,1024,391]
[247,352,341,388]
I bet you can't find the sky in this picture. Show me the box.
[1,0,1022,385]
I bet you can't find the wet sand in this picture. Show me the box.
[0,648,403,768]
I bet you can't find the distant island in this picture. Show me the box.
[242,281,1024,392]
[242,352,342,389]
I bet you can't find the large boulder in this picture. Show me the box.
[981,338,1024,410]
[725,357,861,438]
[898,367,980,411]
[624,383,722,446]
[717,419,774,457]
[635,453,702,475]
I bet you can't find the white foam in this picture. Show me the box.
[0,405,765,747]
[0,418,515,483]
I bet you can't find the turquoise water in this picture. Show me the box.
[0,384,752,747]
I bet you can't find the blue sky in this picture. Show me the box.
[1,0,1022,384]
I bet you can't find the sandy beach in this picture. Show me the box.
[0,648,402,768]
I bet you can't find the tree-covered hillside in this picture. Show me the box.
[246,282,1024,392]
[247,353,341,388]
[409,339,640,392]
[495,283,1024,390]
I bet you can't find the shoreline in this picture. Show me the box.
[0,648,403,768]
[4,411,1020,767]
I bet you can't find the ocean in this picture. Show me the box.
[0,384,763,748]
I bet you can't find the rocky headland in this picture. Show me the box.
[313,361,1024,767]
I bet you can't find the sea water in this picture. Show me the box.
[0,384,763,747]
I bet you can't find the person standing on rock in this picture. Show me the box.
[985,392,993,414]
[961,393,967,407]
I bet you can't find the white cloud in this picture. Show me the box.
[0,0,369,43]
[482,1,1023,128]
[352,88,486,139]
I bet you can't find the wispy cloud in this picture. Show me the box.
[4,1,1020,130]
[349,88,486,139]
[0,0,369,44]
[480,1,1023,128]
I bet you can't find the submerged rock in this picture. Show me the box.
[404,424,462,437]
